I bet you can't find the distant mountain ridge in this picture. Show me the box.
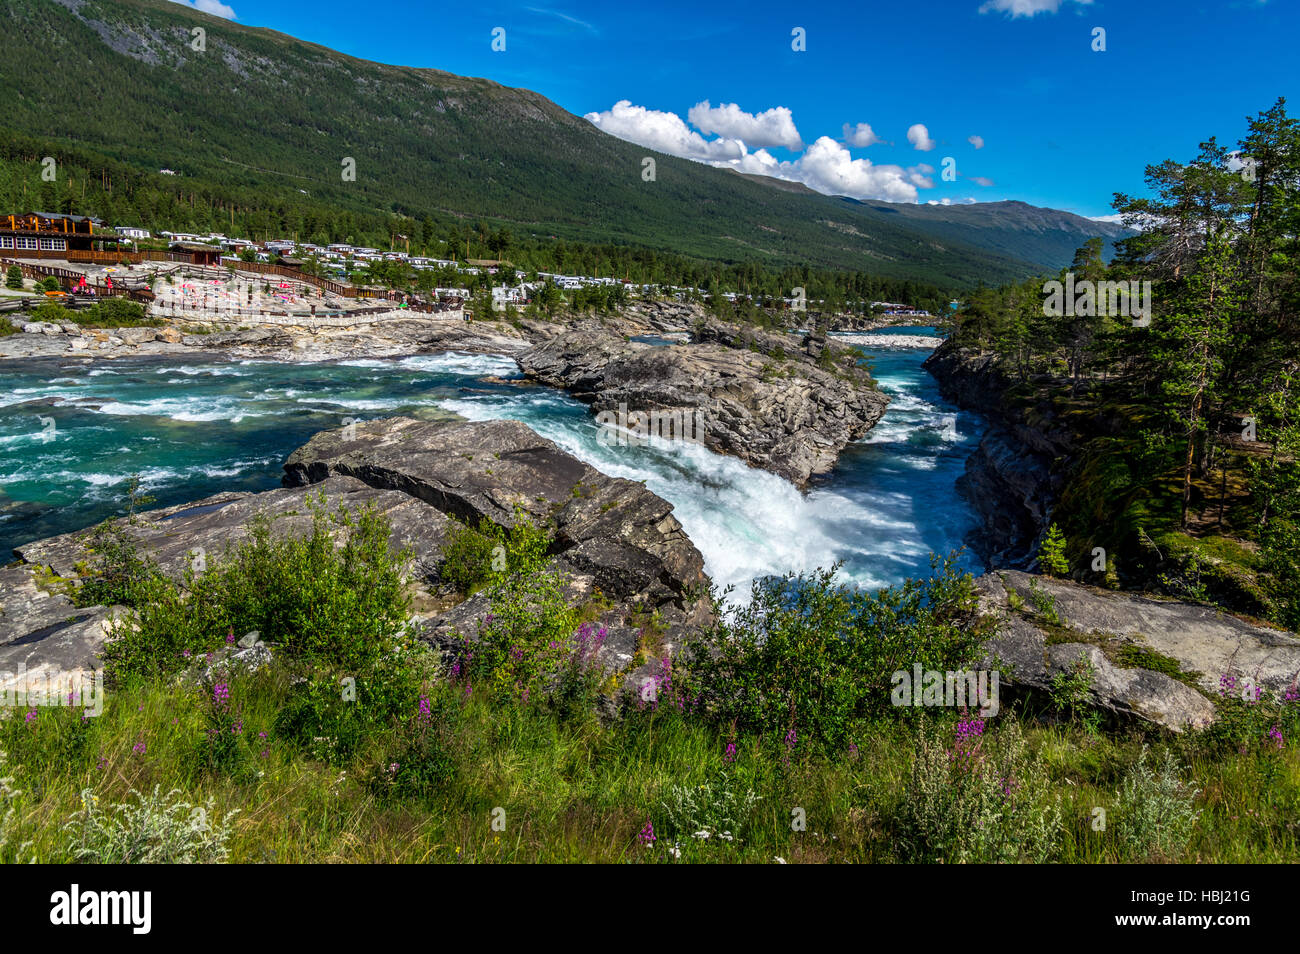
[0,0,1129,287]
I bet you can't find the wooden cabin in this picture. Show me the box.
[0,212,121,256]
[167,242,223,266]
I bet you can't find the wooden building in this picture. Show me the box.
[0,212,121,256]
[167,242,223,267]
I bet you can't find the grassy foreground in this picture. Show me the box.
[2,502,1298,864]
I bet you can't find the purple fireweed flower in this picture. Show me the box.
[226,628,236,645]
[418,696,432,724]
[638,818,656,846]
[723,742,737,764]
[212,682,231,707]
[24,710,37,723]
[1267,725,1284,749]
[132,741,147,755]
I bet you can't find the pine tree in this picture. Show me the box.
[1040,524,1070,577]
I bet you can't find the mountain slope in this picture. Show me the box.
[0,0,1125,286]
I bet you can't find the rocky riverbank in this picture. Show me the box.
[923,339,1073,566]
[5,417,713,704]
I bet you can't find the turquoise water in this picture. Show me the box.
[0,328,984,595]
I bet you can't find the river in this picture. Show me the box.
[0,326,984,596]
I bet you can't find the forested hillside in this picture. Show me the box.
[945,100,1300,627]
[0,0,1124,290]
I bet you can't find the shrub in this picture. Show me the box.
[1114,747,1200,860]
[895,717,1063,863]
[680,554,986,752]
[75,520,156,609]
[65,787,237,863]
[31,301,72,324]
[102,497,413,685]
[451,551,583,703]
[78,297,158,328]
[4,264,22,289]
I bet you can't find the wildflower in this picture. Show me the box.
[226,628,236,645]
[212,682,231,708]
[638,818,656,846]
[417,696,432,724]
[24,710,36,723]
[181,649,191,659]
[1267,725,1284,749]
[132,741,146,755]
[723,741,737,764]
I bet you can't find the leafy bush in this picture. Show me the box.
[1114,747,1200,860]
[451,553,583,703]
[75,520,156,609]
[895,717,1063,863]
[102,497,413,684]
[680,554,985,752]
[78,296,159,328]
[1199,673,1300,754]
[439,510,552,595]
[30,300,71,323]
[65,787,237,864]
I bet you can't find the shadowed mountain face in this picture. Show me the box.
[1,0,1127,284]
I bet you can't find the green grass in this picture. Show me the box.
[4,677,1299,863]
[4,506,1299,864]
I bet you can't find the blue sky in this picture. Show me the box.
[175,0,1297,219]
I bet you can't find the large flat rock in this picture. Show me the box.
[282,416,708,609]
[977,570,1300,731]
[16,476,453,582]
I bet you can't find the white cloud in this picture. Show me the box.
[978,0,1091,17]
[970,176,995,186]
[687,101,804,151]
[968,135,985,149]
[907,123,936,151]
[169,0,237,18]
[584,100,746,162]
[586,103,938,203]
[719,136,926,203]
[842,123,883,148]
[1087,213,1126,224]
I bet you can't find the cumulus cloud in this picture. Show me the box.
[169,0,237,18]
[906,123,936,151]
[585,102,939,203]
[978,0,1091,17]
[687,101,804,151]
[968,135,985,149]
[709,137,926,203]
[584,100,745,162]
[842,123,883,147]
